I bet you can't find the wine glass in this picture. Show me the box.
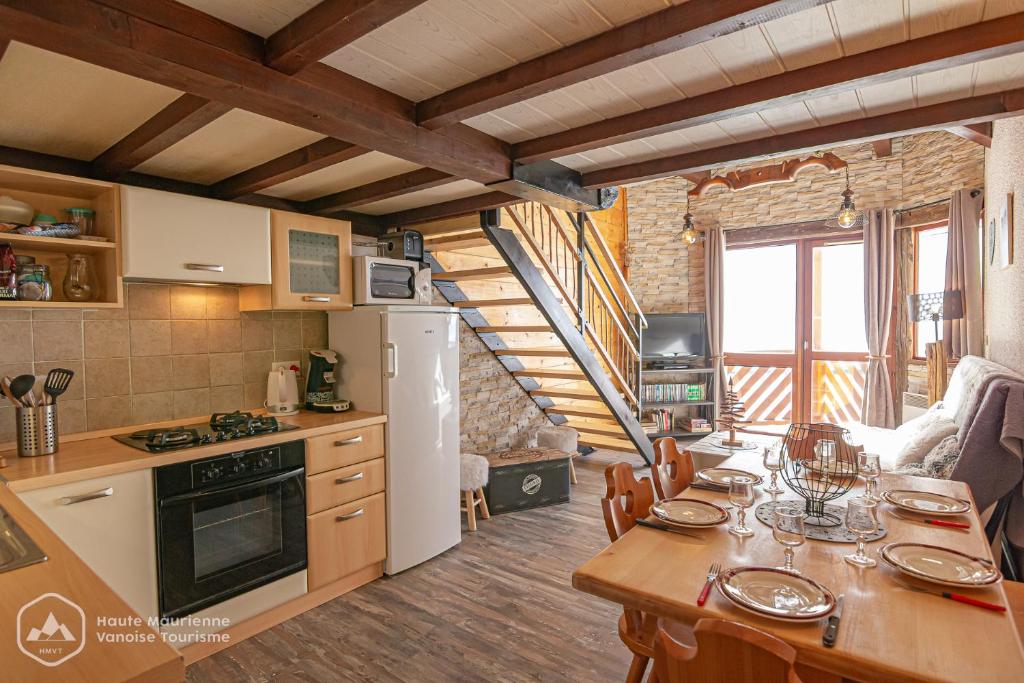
[844,496,879,568]
[728,477,756,538]
[762,444,784,495]
[859,452,881,502]
[773,508,806,574]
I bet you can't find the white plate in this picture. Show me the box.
[697,468,763,487]
[651,498,729,527]
[880,543,1001,588]
[716,567,836,622]
[881,490,972,516]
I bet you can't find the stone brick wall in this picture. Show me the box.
[625,131,986,410]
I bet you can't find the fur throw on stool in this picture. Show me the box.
[460,453,489,491]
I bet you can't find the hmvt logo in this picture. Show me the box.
[17,593,85,667]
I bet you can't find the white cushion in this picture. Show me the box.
[537,425,578,452]
[843,422,911,471]
[892,416,958,468]
[459,453,489,490]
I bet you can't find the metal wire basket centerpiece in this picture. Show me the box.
[779,423,860,527]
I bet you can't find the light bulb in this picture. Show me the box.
[837,206,858,229]
[682,228,698,245]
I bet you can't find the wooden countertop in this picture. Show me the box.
[0,485,183,682]
[1,410,387,492]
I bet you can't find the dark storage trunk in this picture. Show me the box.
[483,448,571,514]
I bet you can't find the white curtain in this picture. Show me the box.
[862,208,896,428]
[944,189,984,358]
[704,227,727,408]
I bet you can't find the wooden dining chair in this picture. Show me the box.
[601,462,694,683]
[652,618,804,683]
[652,438,695,500]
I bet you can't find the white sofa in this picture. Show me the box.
[844,355,1024,474]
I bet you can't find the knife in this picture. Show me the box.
[822,594,844,648]
[888,509,970,530]
[636,518,704,539]
[897,580,1006,612]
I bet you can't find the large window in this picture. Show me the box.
[724,244,796,353]
[914,224,948,358]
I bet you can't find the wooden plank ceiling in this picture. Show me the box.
[0,0,1022,228]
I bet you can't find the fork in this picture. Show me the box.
[697,562,721,606]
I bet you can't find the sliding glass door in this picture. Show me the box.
[724,237,868,425]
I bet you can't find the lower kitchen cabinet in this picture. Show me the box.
[18,470,159,621]
[307,492,386,590]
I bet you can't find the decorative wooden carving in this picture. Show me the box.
[688,153,847,197]
[716,377,749,447]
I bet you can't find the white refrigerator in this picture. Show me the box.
[328,305,461,574]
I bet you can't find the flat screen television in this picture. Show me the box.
[642,313,708,363]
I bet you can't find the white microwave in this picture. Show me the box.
[353,255,432,305]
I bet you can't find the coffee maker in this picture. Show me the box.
[305,349,350,412]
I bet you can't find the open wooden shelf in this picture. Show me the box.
[0,299,122,309]
[0,233,115,253]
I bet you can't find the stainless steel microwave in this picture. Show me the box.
[353,255,432,305]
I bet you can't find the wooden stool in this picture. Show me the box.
[460,453,490,532]
[537,425,579,485]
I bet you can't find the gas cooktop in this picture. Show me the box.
[112,411,299,452]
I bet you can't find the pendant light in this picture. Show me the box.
[826,167,864,230]
[680,191,704,245]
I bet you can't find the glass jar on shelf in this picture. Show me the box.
[63,253,96,302]
[0,243,16,301]
[17,263,52,302]
[64,208,95,236]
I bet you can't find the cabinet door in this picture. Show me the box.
[122,186,271,284]
[18,470,159,621]
[307,492,386,589]
[271,211,352,310]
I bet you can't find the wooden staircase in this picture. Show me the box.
[419,203,652,463]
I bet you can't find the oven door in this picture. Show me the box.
[156,467,307,619]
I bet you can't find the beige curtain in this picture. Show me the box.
[944,189,984,358]
[704,227,727,407]
[862,208,896,428]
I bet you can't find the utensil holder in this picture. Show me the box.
[16,405,58,457]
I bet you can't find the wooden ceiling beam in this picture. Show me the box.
[305,167,455,214]
[513,13,1024,163]
[0,38,9,61]
[375,191,520,227]
[0,0,511,184]
[92,94,232,177]
[266,0,429,74]
[212,138,368,199]
[415,0,828,130]
[581,88,1024,188]
[947,122,993,147]
[871,139,893,158]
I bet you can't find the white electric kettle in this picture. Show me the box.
[265,367,300,416]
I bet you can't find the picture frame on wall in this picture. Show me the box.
[1000,193,1014,268]
[989,217,998,265]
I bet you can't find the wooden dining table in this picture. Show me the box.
[572,451,1024,683]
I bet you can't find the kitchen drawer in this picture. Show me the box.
[307,458,385,515]
[307,492,386,590]
[306,424,384,475]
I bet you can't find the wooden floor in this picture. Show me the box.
[186,449,644,682]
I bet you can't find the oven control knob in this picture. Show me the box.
[232,462,246,474]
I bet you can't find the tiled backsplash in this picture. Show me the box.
[0,283,327,443]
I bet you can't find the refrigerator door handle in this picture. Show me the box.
[384,341,398,378]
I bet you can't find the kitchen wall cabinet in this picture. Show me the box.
[122,186,271,285]
[18,469,158,621]
[240,211,352,311]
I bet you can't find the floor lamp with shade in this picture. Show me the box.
[907,290,964,405]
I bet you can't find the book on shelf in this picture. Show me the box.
[641,382,707,404]
[680,417,713,433]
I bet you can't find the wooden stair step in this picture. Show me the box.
[547,406,613,419]
[567,422,623,437]
[475,325,552,333]
[425,230,490,251]
[530,387,600,400]
[455,298,533,308]
[495,347,571,358]
[433,266,511,282]
[578,434,637,453]
[512,369,585,380]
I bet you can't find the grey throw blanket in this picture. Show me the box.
[950,379,1024,574]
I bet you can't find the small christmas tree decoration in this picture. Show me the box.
[716,375,748,447]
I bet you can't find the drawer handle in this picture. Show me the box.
[335,436,363,446]
[335,472,364,484]
[335,508,365,522]
[59,487,113,506]
[184,263,225,272]
[303,296,330,303]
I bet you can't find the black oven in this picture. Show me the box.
[154,441,307,619]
